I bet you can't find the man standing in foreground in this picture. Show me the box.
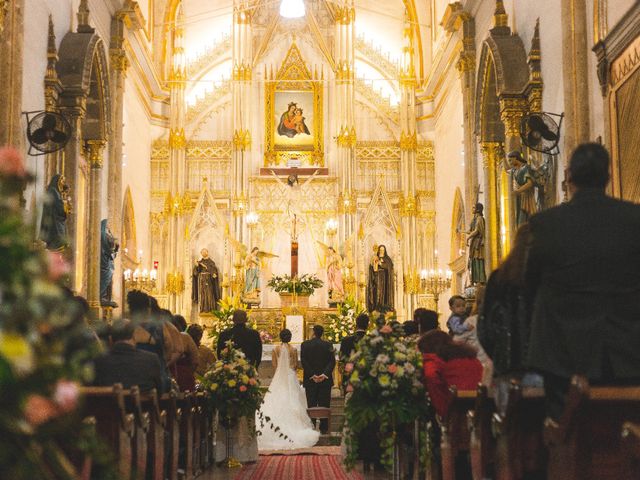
[217,309,262,368]
[526,143,640,419]
[301,325,336,434]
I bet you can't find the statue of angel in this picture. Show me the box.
[227,236,278,299]
[317,241,344,302]
[269,169,319,221]
[506,150,555,226]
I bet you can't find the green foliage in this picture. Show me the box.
[343,323,431,472]
[200,341,263,428]
[267,274,323,295]
[325,295,366,344]
[0,148,114,479]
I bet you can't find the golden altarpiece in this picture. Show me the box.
[149,1,436,331]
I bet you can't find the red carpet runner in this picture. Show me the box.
[233,455,363,480]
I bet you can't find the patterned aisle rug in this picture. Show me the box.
[233,455,363,480]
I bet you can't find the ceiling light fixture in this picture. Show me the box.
[280,0,305,18]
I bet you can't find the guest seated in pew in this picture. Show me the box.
[414,307,439,335]
[93,319,166,393]
[418,330,482,417]
[525,143,640,419]
[186,324,216,377]
[456,286,493,387]
[170,314,199,391]
[127,290,183,392]
[478,224,542,413]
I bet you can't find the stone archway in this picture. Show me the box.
[474,15,530,269]
[57,25,111,309]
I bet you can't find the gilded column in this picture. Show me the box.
[455,14,478,225]
[335,0,356,245]
[86,140,106,314]
[481,142,504,270]
[167,8,187,312]
[44,15,63,182]
[108,8,133,313]
[0,0,25,149]
[231,1,252,246]
[399,12,418,317]
[561,0,591,160]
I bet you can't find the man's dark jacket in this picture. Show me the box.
[300,336,336,384]
[339,330,366,361]
[93,343,164,393]
[217,324,262,367]
[526,189,640,380]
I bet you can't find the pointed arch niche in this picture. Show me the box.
[449,188,466,294]
[121,187,139,270]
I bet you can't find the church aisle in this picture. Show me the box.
[200,454,369,480]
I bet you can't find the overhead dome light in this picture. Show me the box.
[280,0,305,18]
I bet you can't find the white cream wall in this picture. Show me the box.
[432,86,464,317]
[122,81,153,269]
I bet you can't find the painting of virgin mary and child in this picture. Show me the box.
[277,101,311,138]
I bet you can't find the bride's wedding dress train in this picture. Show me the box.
[256,345,320,450]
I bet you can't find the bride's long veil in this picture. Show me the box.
[257,344,319,449]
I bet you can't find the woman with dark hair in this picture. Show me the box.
[477,223,543,412]
[414,307,439,334]
[256,328,319,450]
[186,324,216,376]
[418,330,482,417]
[171,315,198,391]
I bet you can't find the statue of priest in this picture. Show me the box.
[192,248,222,313]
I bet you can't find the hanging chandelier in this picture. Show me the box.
[280,0,305,18]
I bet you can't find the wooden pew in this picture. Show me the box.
[160,391,182,480]
[140,389,167,480]
[439,388,476,480]
[80,384,134,479]
[621,422,640,479]
[125,386,150,480]
[492,383,546,480]
[178,392,196,479]
[467,385,496,480]
[195,391,214,471]
[544,376,640,480]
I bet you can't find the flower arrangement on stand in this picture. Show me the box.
[343,322,430,473]
[0,147,113,479]
[201,341,263,427]
[201,341,263,468]
[325,295,366,343]
[208,295,257,345]
[267,274,323,295]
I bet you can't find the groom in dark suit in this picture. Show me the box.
[301,325,335,434]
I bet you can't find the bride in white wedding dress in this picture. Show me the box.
[256,329,320,450]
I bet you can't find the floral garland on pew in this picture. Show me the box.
[343,320,431,472]
[0,148,115,479]
[200,341,263,429]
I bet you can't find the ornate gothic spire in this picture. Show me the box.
[77,0,95,33]
[493,0,508,28]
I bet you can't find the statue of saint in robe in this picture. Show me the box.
[100,219,119,307]
[192,248,222,313]
[466,203,486,285]
[366,244,394,313]
[39,174,70,251]
[326,247,344,302]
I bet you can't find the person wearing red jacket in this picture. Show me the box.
[418,330,483,417]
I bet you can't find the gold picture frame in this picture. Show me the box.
[264,42,324,166]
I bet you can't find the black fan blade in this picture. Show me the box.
[31,127,50,144]
[51,129,69,144]
[540,124,558,141]
[42,113,58,130]
[527,131,542,147]
[527,115,546,131]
